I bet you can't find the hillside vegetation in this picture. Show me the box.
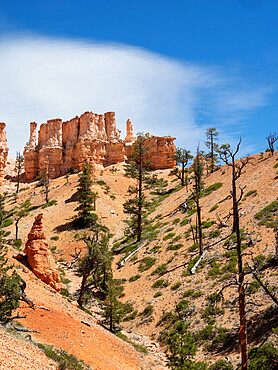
[0,150,278,369]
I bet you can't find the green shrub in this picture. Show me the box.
[171,282,182,290]
[209,229,221,238]
[180,217,189,226]
[37,343,90,369]
[248,343,278,369]
[203,182,223,197]
[202,220,216,228]
[273,163,278,168]
[110,194,116,200]
[138,257,156,272]
[13,238,22,249]
[208,360,233,369]
[209,205,219,213]
[123,310,138,321]
[150,245,161,254]
[163,232,175,241]
[96,180,106,186]
[141,305,154,317]
[183,289,195,297]
[42,199,57,209]
[154,291,163,298]
[189,243,198,252]
[152,279,169,288]
[129,274,141,282]
[254,200,278,228]
[167,243,183,251]
[50,236,59,241]
[172,218,180,225]
[151,263,167,275]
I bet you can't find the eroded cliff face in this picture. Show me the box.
[0,123,9,185]
[24,112,176,180]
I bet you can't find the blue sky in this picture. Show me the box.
[0,0,277,156]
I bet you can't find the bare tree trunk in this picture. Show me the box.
[137,144,143,242]
[78,271,90,307]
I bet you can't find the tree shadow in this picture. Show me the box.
[216,305,278,355]
[54,220,77,232]
[65,191,79,204]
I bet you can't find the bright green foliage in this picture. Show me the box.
[75,163,96,227]
[248,343,278,369]
[0,194,21,323]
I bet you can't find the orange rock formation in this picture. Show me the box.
[0,123,9,185]
[24,214,61,291]
[24,111,176,180]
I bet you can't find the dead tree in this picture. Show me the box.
[219,139,249,370]
[266,132,278,156]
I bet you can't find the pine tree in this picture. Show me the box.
[75,162,95,227]
[0,194,21,323]
[192,148,204,255]
[172,148,193,188]
[39,168,50,204]
[101,278,125,332]
[205,127,219,173]
[13,199,31,241]
[123,133,152,242]
[76,230,112,307]
[14,151,24,193]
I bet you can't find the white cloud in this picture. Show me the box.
[0,34,272,156]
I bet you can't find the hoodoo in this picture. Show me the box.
[0,123,9,185]
[23,111,176,181]
[24,214,61,292]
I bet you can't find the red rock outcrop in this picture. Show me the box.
[24,111,176,180]
[0,123,9,185]
[24,214,61,292]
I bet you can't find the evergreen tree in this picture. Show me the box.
[76,229,112,307]
[101,278,125,332]
[192,148,204,256]
[172,148,193,189]
[123,133,152,242]
[205,127,219,173]
[13,198,31,241]
[14,151,24,193]
[75,162,95,227]
[39,168,50,204]
[0,194,21,323]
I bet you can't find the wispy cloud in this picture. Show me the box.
[0,34,272,156]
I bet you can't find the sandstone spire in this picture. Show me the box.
[124,119,136,144]
[0,123,9,185]
[24,214,61,292]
